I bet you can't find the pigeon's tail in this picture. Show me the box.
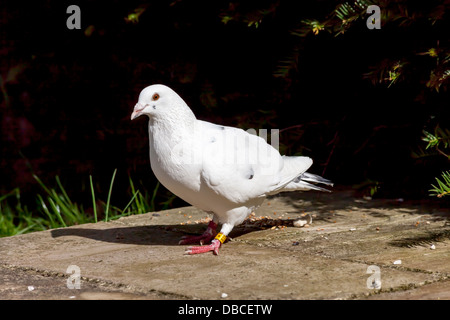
[269,156,333,194]
[280,172,333,193]
[294,172,333,192]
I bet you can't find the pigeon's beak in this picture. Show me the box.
[131,103,145,120]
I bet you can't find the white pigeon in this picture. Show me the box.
[131,84,332,255]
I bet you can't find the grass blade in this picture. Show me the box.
[150,182,160,212]
[47,197,67,227]
[55,175,73,206]
[105,169,117,222]
[33,174,53,196]
[122,190,140,215]
[89,175,98,223]
[36,194,55,227]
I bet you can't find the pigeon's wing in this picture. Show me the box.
[196,121,312,204]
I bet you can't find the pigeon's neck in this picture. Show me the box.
[147,103,197,150]
[147,105,198,181]
[150,104,195,132]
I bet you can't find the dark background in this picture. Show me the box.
[1,0,449,212]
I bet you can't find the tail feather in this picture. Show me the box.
[294,180,332,192]
[281,171,333,193]
[268,156,333,195]
[299,172,334,187]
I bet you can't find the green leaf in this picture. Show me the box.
[429,171,450,198]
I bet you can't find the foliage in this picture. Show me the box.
[0,171,162,237]
[220,0,449,198]
[0,188,46,236]
[423,127,450,156]
[271,0,450,92]
[422,127,450,198]
[430,171,450,198]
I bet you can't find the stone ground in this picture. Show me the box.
[1,188,449,300]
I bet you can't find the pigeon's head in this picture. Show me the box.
[131,84,189,121]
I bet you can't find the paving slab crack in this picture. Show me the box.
[349,276,450,300]
[0,263,192,299]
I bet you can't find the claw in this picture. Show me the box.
[184,239,221,255]
[179,221,217,245]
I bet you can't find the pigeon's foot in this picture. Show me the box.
[179,233,215,245]
[178,220,217,245]
[184,239,221,255]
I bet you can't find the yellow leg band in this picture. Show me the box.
[214,233,227,244]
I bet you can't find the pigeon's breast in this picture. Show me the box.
[148,128,214,209]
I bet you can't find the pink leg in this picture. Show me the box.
[185,239,221,255]
[178,221,217,245]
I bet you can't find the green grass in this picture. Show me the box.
[0,170,166,237]
[0,188,47,236]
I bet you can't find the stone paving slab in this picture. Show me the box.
[0,188,449,300]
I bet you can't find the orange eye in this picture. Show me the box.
[152,93,160,101]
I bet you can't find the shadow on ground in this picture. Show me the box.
[50,224,259,246]
[50,187,450,248]
[272,187,450,221]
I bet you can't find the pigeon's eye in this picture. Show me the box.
[152,93,160,101]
